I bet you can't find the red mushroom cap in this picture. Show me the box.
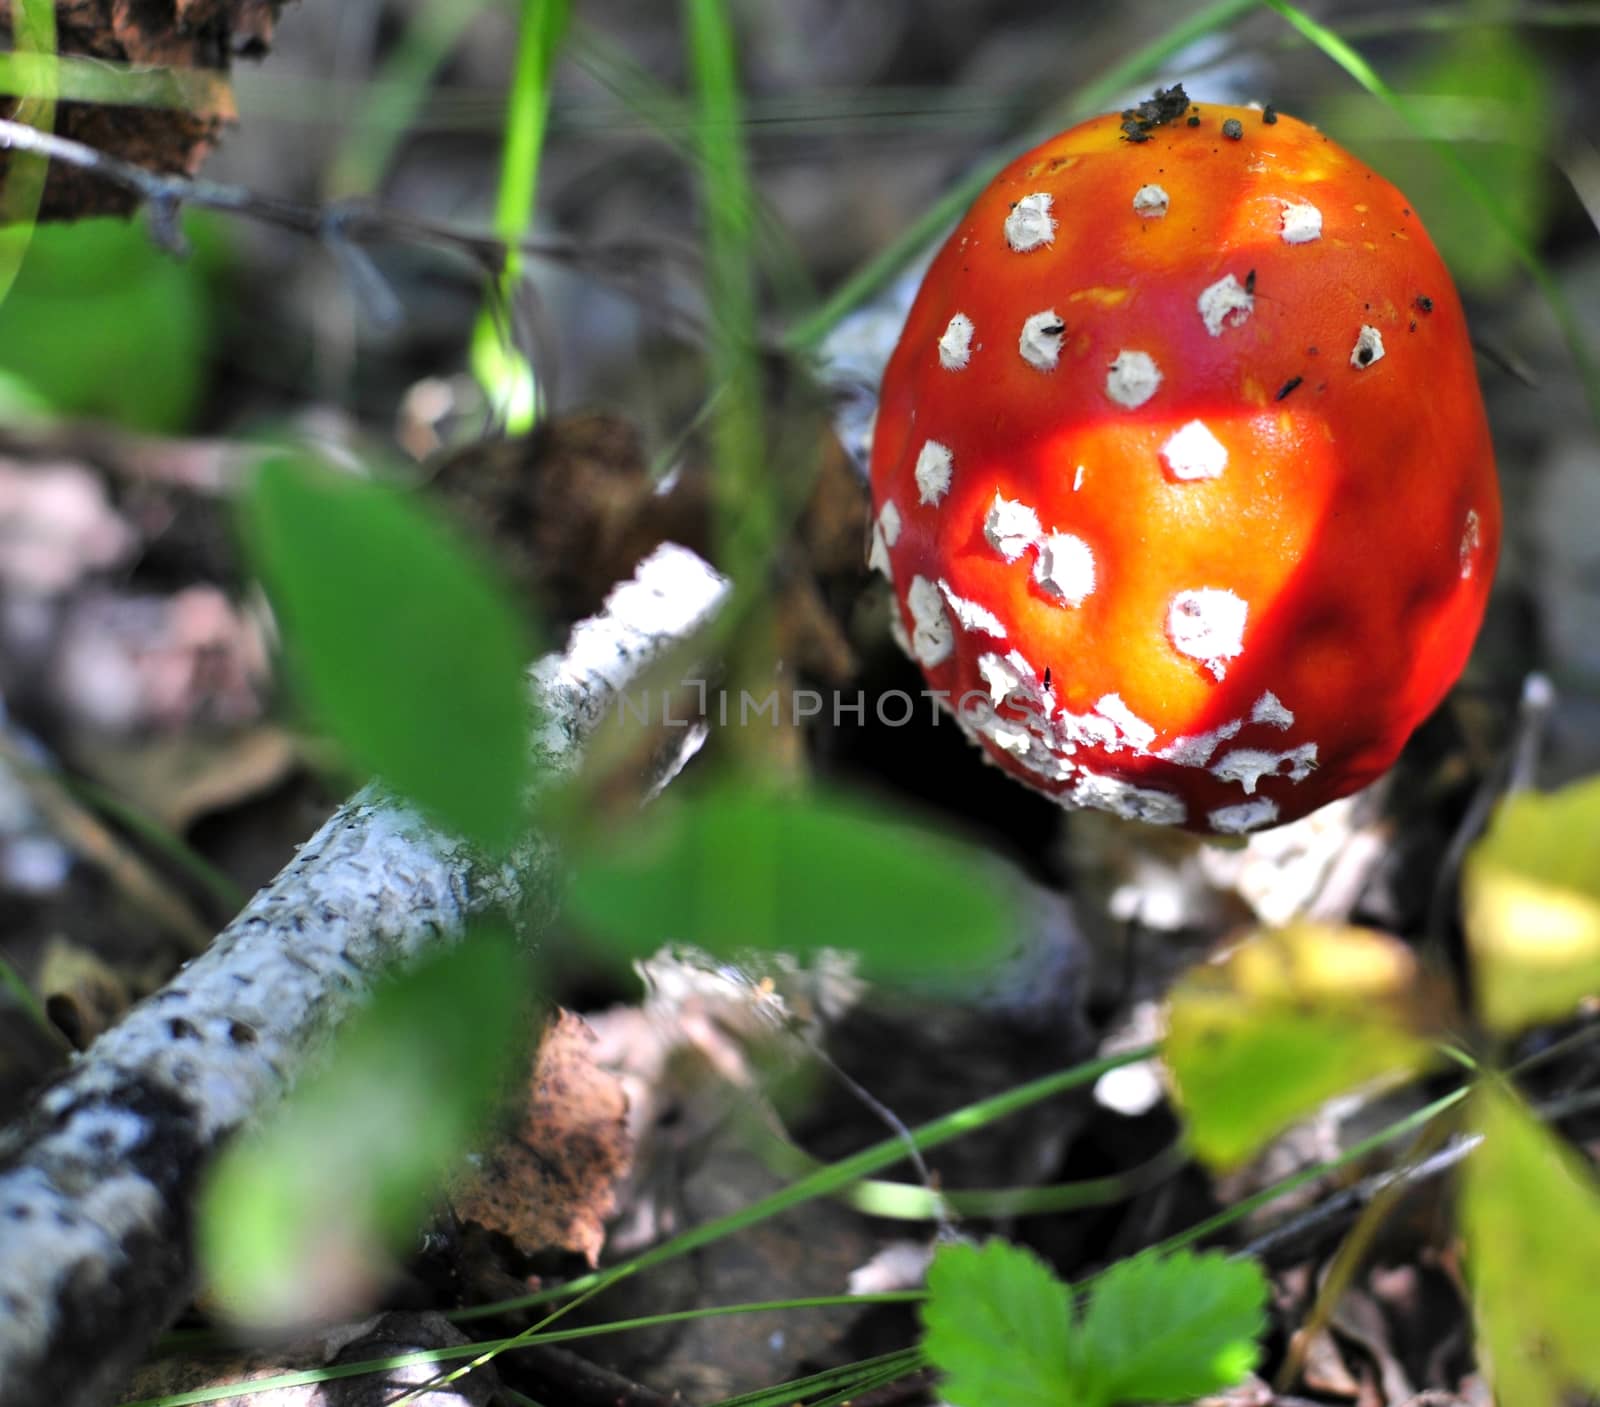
[868,94,1500,835]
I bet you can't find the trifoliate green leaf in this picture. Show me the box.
[921,1239,1073,1407]
[1077,1248,1268,1404]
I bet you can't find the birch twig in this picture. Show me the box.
[0,542,727,1407]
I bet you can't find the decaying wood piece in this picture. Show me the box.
[0,542,728,1407]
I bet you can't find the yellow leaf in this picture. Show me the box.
[1462,1083,1600,1405]
[1165,924,1440,1168]
[1462,776,1600,1033]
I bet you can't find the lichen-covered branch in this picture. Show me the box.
[0,542,727,1407]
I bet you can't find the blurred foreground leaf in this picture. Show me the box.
[567,782,1017,980]
[199,932,529,1329]
[241,455,535,851]
[921,1239,1264,1407]
[1462,775,1600,1034]
[1462,1082,1600,1407]
[1166,924,1439,1167]
[0,219,214,431]
[1394,26,1552,294]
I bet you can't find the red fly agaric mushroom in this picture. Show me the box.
[868,87,1500,835]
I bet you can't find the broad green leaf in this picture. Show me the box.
[200,932,529,1328]
[1462,776,1600,1034]
[565,782,1016,979]
[0,218,215,432]
[1165,924,1439,1167]
[1462,1083,1600,1406]
[921,1239,1073,1407]
[240,454,535,851]
[1077,1249,1266,1404]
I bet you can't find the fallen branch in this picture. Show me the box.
[0,542,728,1407]
[0,117,705,341]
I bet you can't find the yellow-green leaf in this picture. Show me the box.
[1462,776,1600,1034]
[1462,1082,1600,1406]
[1165,924,1440,1168]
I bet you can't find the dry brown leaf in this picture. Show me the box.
[36,932,132,1048]
[1,0,286,221]
[68,724,297,833]
[452,1009,632,1268]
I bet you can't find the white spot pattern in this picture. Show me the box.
[867,500,901,579]
[1279,201,1323,244]
[1350,325,1385,369]
[1251,691,1294,729]
[977,650,1030,706]
[1133,184,1170,218]
[1158,720,1243,768]
[1033,532,1096,605]
[1167,588,1248,679]
[1019,310,1065,371]
[1071,771,1186,826]
[915,440,954,505]
[1197,274,1255,336]
[1160,420,1228,481]
[1211,743,1318,794]
[938,313,975,371]
[1106,350,1162,408]
[1209,798,1280,834]
[1094,694,1157,752]
[1460,509,1482,579]
[938,579,1008,638]
[984,494,1042,562]
[880,499,902,547]
[906,575,952,666]
[1005,192,1056,252]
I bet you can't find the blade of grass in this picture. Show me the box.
[327,0,496,199]
[708,1348,926,1407]
[753,1120,1186,1219]
[0,0,57,306]
[781,0,1258,353]
[1257,0,1600,423]
[684,0,770,590]
[568,22,816,315]
[452,1044,1156,1321]
[471,0,570,433]
[54,768,246,914]
[1115,1084,1471,1271]
[0,51,229,109]
[0,946,69,1054]
[131,1308,927,1406]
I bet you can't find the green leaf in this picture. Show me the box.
[240,454,535,851]
[921,1239,1074,1407]
[565,781,1017,980]
[0,218,216,432]
[1077,1249,1267,1404]
[199,931,530,1329]
[1462,775,1600,1034]
[1389,26,1553,294]
[1462,1083,1600,1406]
[1165,924,1439,1167]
